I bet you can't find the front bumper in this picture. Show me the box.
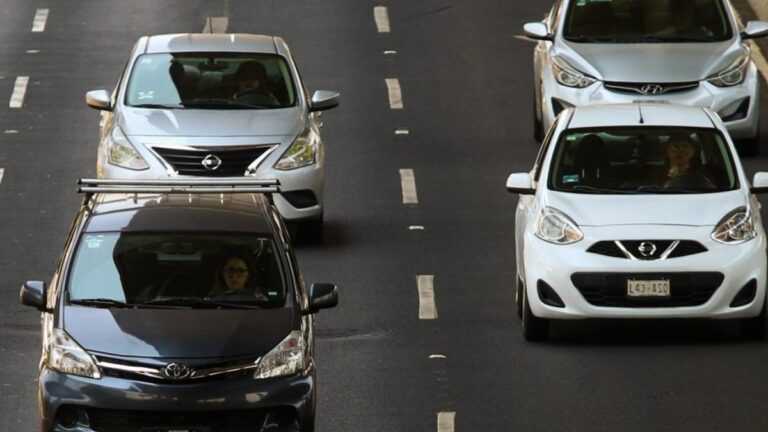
[540,62,760,140]
[39,366,316,432]
[522,225,767,320]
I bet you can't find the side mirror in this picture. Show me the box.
[742,21,768,40]
[85,89,112,111]
[751,172,768,193]
[306,283,338,314]
[523,22,553,41]
[309,90,340,112]
[506,173,535,195]
[19,281,48,312]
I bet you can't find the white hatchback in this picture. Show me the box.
[507,104,768,341]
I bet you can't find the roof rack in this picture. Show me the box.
[77,178,280,196]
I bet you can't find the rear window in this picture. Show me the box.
[68,232,289,308]
[125,52,297,109]
[547,127,739,194]
[563,0,733,43]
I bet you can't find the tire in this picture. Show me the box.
[741,299,766,339]
[737,132,760,158]
[298,216,323,244]
[515,276,524,318]
[533,92,544,143]
[522,286,549,341]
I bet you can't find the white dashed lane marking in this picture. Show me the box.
[203,17,229,33]
[31,8,49,32]
[9,76,29,108]
[417,275,437,320]
[374,6,391,33]
[399,168,418,204]
[437,412,455,432]
[386,78,404,109]
[0,169,5,185]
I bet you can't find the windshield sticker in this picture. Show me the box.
[137,90,155,100]
[85,235,104,249]
[563,174,580,184]
[268,291,278,296]
[140,57,153,64]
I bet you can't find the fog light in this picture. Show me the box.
[56,406,80,429]
[720,98,750,122]
[730,279,757,307]
[537,280,565,308]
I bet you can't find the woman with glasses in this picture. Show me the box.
[209,248,268,301]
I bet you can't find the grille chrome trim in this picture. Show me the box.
[604,81,699,95]
[96,357,261,381]
[147,144,278,177]
[588,240,707,260]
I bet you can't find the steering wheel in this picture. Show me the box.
[233,89,281,107]
[664,172,716,190]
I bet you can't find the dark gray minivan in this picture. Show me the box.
[19,179,337,432]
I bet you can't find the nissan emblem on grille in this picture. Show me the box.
[639,84,664,95]
[201,154,222,171]
[164,363,191,379]
[638,242,657,257]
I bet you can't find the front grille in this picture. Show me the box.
[571,272,723,307]
[604,81,699,95]
[94,356,255,384]
[152,145,275,177]
[587,240,707,260]
[86,407,296,432]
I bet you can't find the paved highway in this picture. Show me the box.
[2,0,768,431]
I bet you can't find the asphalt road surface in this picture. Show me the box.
[2,0,768,431]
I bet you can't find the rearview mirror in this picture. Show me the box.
[85,90,111,111]
[523,22,553,41]
[310,90,340,112]
[506,173,535,195]
[742,21,768,40]
[751,172,768,193]
[19,281,48,312]
[306,283,338,314]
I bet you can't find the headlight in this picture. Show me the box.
[274,128,318,170]
[712,206,757,244]
[535,207,583,244]
[45,328,101,379]
[551,56,597,88]
[707,50,750,87]
[107,127,149,170]
[253,330,307,379]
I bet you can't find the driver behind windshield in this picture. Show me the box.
[209,248,268,301]
[646,134,715,189]
[232,61,280,106]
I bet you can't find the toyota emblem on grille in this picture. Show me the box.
[201,154,222,171]
[164,363,191,379]
[637,242,657,257]
[639,84,664,95]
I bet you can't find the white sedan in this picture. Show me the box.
[507,104,768,341]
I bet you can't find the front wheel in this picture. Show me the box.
[298,216,323,244]
[515,276,524,318]
[522,286,549,341]
[741,299,766,339]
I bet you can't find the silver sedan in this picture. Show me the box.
[86,33,339,241]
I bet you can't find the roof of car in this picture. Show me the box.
[83,192,276,233]
[566,104,716,129]
[143,34,278,54]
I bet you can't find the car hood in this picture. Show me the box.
[544,190,747,227]
[118,106,305,138]
[64,306,296,359]
[558,40,742,82]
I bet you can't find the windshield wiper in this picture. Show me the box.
[180,99,260,109]
[131,103,182,109]
[565,35,612,43]
[567,185,636,194]
[635,185,698,194]
[143,297,262,309]
[637,35,713,43]
[70,298,138,309]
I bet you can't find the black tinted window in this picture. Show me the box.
[548,127,739,194]
[126,53,297,109]
[563,0,732,43]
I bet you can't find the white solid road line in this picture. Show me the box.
[31,8,49,32]
[203,17,229,33]
[374,6,391,33]
[9,76,29,108]
[386,78,404,109]
[399,168,418,204]
[395,128,409,135]
[0,168,5,185]
[437,412,456,432]
[417,275,437,320]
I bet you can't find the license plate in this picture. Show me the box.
[627,279,670,297]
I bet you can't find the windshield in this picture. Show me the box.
[547,127,739,194]
[68,232,289,308]
[563,0,732,43]
[125,53,297,109]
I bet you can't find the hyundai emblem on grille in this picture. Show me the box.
[637,242,657,257]
[201,154,222,171]
[639,84,664,95]
[164,363,191,379]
